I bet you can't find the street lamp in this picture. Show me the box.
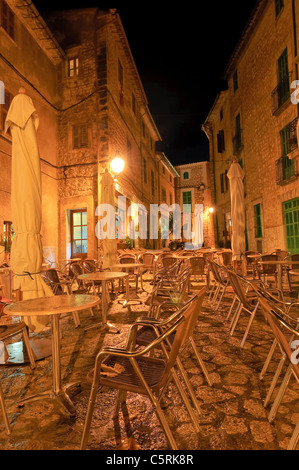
[208,207,214,214]
[111,155,125,175]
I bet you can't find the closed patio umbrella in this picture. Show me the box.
[99,169,118,269]
[227,161,246,272]
[5,89,53,332]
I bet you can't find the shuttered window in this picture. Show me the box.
[283,198,299,255]
[73,124,88,149]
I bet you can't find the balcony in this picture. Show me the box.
[272,75,292,115]
[286,116,299,154]
[276,155,298,185]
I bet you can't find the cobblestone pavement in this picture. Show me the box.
[0,278,298,451]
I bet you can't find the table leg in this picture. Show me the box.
[17,314,77,417]
[277,264,283,292]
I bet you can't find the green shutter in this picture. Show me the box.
[255,204,262,238]
[278,48,289,106]
[283,198,299,254]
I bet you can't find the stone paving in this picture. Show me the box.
[0,277,298,451]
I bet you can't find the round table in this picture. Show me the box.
[258,260,299,291]
[78,272,129,333]
[4,294,100,416]
[110,263,145,294]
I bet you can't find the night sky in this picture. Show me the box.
[33,0,258,166]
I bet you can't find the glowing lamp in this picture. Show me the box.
[208,207,214,214]
[111,156,125,175]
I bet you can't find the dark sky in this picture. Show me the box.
[33,0,258,166]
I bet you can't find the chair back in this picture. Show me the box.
[274,250,289,260]
[221,252,232,267]
[142,253,155,268]
[291,254,299,269]
[208,260,226,286]
[226,269,252,309]
[162,256,177,269]
[257,291,299,382]
[83,260,97,273]
[189,257,205,275]
[245,251,260,267]
[260,255,278,274]
[44,269,64,295]
[160,288,207,388]
[69,263,84,279]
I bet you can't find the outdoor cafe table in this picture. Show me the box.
[78,271,129,333]
[4,294,100,416]
[110,262,145,295]
[258,260,299,292]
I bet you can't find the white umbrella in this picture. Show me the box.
[227,161,246,269]
[5,89,53,332]
[99,169,118,269]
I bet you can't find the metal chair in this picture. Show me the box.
[226,269,261,348]
[119,255,139,292]
[138,252,156,276]
[80,295,206,450]
[189,256,207,289]
[286,254,299,295]
[43,268,81,328]
[257,254,278,287]
[0,300,36,435]
[257,292,299,450]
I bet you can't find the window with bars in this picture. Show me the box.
[280,125,295,181]
[73,124,88,149]
[0,1,14,40]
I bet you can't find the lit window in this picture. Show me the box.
[73,124,88,149]
[68,57,79,77]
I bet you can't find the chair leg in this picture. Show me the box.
[268,364,293,423]
[230,304,243,336]
[0,382,11,435]
[80,366,102,450]
[264,354,287,408]
[171,368,200,433]
[288,419,299,450]
[153,401,178,450]
[189,337,213,387]
[114,390,127,419]
[226,295,238,322]
[260,339,278,381]
[240,303,259,349]
[22,326,36,370]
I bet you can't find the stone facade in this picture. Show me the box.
[0,2,176,266]
[203,0,299,254]
[175,162,215,248]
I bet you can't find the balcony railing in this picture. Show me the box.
[276,155,298,185]
[272,75,292,115]
[286,116,299,154]
[233,130,243,155]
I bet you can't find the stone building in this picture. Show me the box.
[0,1,174,267]
[175,161,215,248]
[203,0,299,255]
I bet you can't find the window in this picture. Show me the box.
[217,130,225,153]
[277,48,289,107]
[183,191,192,212]
[151,170,155,198]
[73,124,88,149]
[275,0,284,17]
[280,126,295,180]
[2,220,13,254]
[70,210,88,258]
[233,113,242,153]
[0,1,14,40]
[255,204,263,239]
[220,108,224,121]
[183,171,190,180]
[143,158,147,183]
[132,93,136,115]
[68,57,79,77]
[118,59,123,87]
[162,188,167,203]
[162,165,165,175]
[233,70,239,92]
[170,192,173,207]
[283,198,299,254]
[0,89,12,132]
